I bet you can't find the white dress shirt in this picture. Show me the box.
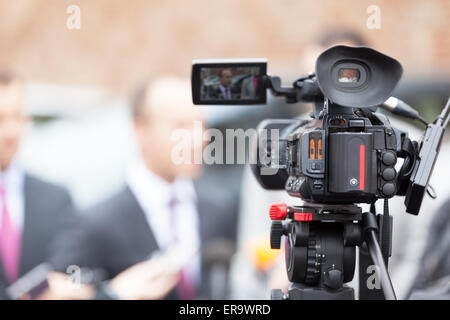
[0,161,25,232]
[219,85,232,100]
[125,158,201,285]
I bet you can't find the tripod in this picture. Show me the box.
[269,201,397,300]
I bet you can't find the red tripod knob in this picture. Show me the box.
[269,203,288,220]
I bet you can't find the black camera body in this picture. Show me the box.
[283,110,399,204]
[254,107,400,205]
[250,46,405,205]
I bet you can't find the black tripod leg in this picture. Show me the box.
[366,230,397,300]
[359,245,385,300]
[359,204,386,300]
[362,211,397,300]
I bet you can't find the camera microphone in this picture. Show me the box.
[381,97,428,125]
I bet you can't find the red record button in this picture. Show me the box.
[269,203,288,220]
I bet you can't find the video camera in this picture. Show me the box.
[191,46,450,299]
[192,46,449,215]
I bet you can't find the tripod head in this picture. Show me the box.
[269,202,396,300]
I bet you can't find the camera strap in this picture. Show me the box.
[396,137,418,195]
[398,136,417,161]
[359,108,382,125]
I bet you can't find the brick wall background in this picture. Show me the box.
[0,0,448,92]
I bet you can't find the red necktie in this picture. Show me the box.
[0,182,21,283]
[253,77,259,95]
[169,195,196,300]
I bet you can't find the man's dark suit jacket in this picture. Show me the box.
[0,175,75,299]
[50,186,237,299]
[409,196,450,297]
[208,85,233,100]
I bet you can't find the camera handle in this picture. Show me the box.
[265,74,323,105]
[265,74,325,119]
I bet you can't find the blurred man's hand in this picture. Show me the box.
[36,272,96,300]
[109,259,180,300]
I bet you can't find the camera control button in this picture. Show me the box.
[324,269,343,289]
[270,221,283,249]
[382,168,396,181]
[382,183,396,196]
[349,119,365,127]
[309,162,322,171]
[382,152,397,165]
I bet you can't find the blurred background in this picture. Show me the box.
[1,0,449,87]
[0,0,449,299]
[0,0,447,207]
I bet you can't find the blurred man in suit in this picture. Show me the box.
[408,194,450,299]
[50,77,237,300]
[0,71,75,299]
[210,69,233,100]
